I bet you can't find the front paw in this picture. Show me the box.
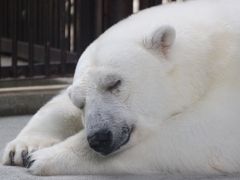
[2,136,60,167]
[26,146,70,176]
[25,147,54,175]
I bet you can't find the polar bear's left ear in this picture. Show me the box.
[143,25,176,55]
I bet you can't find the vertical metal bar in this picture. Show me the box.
[67,0,71,51]
[60,0,66,75]
[73,0,79,52]
[57,0,61,48]
[4,0,7,37]
[104,0,133,30]
[53,0,59,48]
[0,34,2,79]
[1,0,5,37]
[49,0,53,48]
[140,0,162,9]
[44,0,50,76]
[28,0,34,77]
[38,0,42,45]
[18,0,21,41]
[95,0,104,37]
[36,0,40,44]
[69,0,74,52]
[39,0,45,44]
[74,1,97,53]
[0,1,2,79]
[140,0,148,10]
[73,0,80,52]
[69,0,74,51]
[22,0,27,41]
[17,0,20,40]
[10,0,18,77]
[6,0,10,38]
[33,0,37,44]
[35,0,40,44]
[19,0,26,42]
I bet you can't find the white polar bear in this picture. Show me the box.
[2,0,240,176]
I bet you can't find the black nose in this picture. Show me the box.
[87,129,113,155]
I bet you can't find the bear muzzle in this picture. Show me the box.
[87,126,133,155]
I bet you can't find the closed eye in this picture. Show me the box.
[106,80,121,92]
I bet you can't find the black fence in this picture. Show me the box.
[0,0,176,79]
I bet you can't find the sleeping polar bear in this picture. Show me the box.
[2,0,240,176]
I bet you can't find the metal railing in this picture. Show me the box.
[0,0,177,79]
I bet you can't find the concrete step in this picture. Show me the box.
[0,78,72,116]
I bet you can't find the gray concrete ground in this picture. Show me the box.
[0,78,72,116]
[0,115,239,180]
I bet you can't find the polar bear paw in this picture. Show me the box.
[26,148,56,175]
[2,136,60,167]
[25,146,71,176]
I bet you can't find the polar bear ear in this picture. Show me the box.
[143,25,176,55]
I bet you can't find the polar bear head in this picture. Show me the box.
[69,24,208,156]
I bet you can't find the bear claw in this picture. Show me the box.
[26,159,35,169]
[9,151,15,165]
[22,151,29,167]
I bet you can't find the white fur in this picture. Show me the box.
[2,0,240,176]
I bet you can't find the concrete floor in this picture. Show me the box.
[0,115,239,180]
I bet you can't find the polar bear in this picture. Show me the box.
[2,0,240,176]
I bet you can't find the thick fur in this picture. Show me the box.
[2,0,240,176]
